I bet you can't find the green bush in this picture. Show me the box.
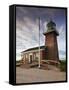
[16,60,21,63]
[59,60,66,72]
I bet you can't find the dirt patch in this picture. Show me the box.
[16,67,66,84]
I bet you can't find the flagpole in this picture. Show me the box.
[38,17,40,68]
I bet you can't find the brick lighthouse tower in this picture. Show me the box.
[44,20,59,61]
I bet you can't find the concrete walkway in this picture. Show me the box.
[16,67,66,84]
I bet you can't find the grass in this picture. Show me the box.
[16,60,20,63]
[59,60,66,72]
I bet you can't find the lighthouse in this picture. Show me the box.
[43,20,59,61]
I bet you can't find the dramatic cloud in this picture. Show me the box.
[16,6,66,60]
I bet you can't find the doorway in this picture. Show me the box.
[30,55,32,63]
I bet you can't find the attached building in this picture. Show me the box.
[21,20,59,64]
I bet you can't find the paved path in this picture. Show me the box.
[16,67,66,84]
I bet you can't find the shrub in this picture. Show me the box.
[59,60,66,72]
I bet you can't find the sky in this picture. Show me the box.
[16,6,66,60]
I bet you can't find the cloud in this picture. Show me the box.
[16,6,66,60]
[57,24,66,59]
[59,50,66,60]
[16,16,40,53]
[57,24,66,52]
